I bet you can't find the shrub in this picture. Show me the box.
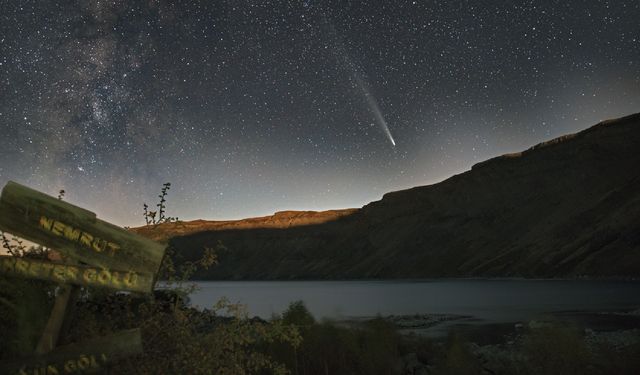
[269,302,412,375]
[433,332,483,375]
[522,324,591,375]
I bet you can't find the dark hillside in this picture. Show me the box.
[136,113,640,279]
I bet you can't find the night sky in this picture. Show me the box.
[1,0,639,227]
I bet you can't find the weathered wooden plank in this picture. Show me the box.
[0,328,143,374]
[35,284,77,355]
[57,285,82,354]
[0,181,166,276]
[0,256,154,293]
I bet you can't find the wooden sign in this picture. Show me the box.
[0,181,165,276]
[0,329,143,375]
[0,182,165,368]
[0,256,154,293]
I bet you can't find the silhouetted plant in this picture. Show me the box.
[143,182,179,225]
[157,182,170,223]
[1,231,17,256]
[1,232,33,257]
[143,203,151,225]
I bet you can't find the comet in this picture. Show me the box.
[323,17,397,148]
[353,73,396,147]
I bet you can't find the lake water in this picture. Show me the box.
[188,280,640,328]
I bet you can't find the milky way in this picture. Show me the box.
[1,0,639,226]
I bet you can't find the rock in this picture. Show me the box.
[385,314,469,329]
[585,329,640,350]
[626,308,640,316]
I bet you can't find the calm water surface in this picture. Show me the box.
[188,280,640,325]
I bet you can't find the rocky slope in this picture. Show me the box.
[133,209,357,242]
[135,113,640,279]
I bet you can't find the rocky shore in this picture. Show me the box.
[384,313,473,329]
[356,310,640,375]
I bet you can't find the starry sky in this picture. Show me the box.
[1,0,639,227]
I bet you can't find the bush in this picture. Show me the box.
[522,324,591,375]
[269,301,416,375]
[281,300,315,328]
[433,332,483,375]
[0,277,53,356]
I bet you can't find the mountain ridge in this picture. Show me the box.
[134,112,640,279]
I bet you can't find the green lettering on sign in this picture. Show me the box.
[0,329,143,375]
[0,256,153,293]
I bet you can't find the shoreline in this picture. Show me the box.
[185,276,640,282]
[336,308,640,340]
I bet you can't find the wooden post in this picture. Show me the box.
[58,285,81,346]
[35,284,78,354]
[35,256,82,354]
